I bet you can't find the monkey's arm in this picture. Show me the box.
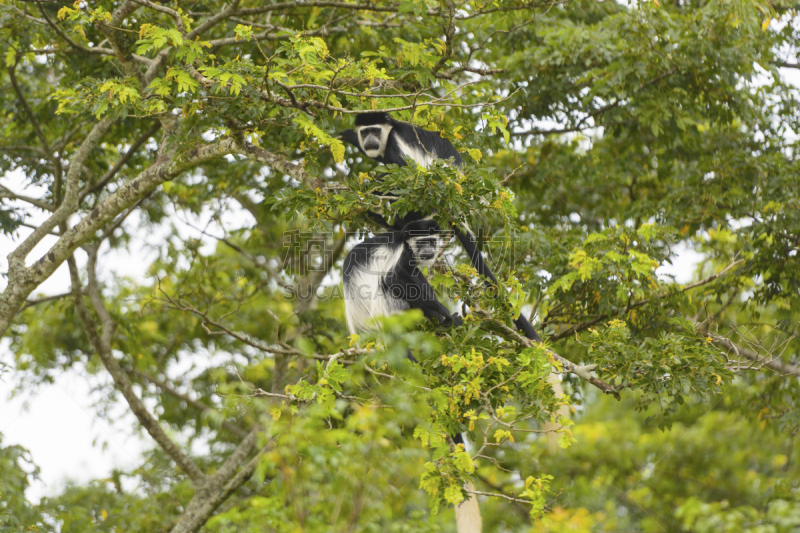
[338,129,361,152]
[452,225,541,341]
[386,265,462,327]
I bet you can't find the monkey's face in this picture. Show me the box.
[409,235,442,268]
[356,124,392,158]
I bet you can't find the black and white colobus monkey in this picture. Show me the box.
[339,112,542,343]
[342,114,573,464]
[342,218,481,533]
[342,218,462,335]
[339,111,464,174]
[341,113,570,456]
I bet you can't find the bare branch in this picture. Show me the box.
[7,116,115,273]
[156,290,292,355]
[183,63,511,115]
[130,0,186,33]
[774,60,800,70]
[0,184,53,212]
[706,330,799,376]
[210,427,260,484]
[467,489,533,505]
[37,5,146,63]
[38,6,107,56]
[95,2,148,86]
[223,1,557,19]
[6,63,51,157]
[21,291,71,311]
[7,4,45,24]
[187,0,242,39]
[79,122,161,199]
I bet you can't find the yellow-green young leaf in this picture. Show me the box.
[168,69,199,93]
[146,100,167,114]
[444,483,465,505]
[228,73,246,96]
[329,138,345,163]
[328,93,342,109]
[468,148,482,162]
[166,28,183,46]
[57,6,74,20]
[413,426,430,447]
[99,80,115,93]
[637,223,657,242]
[116,85,140,105]
[5,47,16,68]
[453,449,475,473]
[494,429,513,443]
[148,77,173,97]
[584,232,608,244]
[234,24,254,42]
[94,101,108,119]
[507,277,525,319]
[308,37,329,57]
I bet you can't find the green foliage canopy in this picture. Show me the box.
[0,0,799,531]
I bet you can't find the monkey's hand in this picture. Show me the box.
[445,313,463,328]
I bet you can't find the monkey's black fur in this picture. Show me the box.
[342,112,464,170]
[343,218,463,332]
[340,112,542,343]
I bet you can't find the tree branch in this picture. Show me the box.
[38,6,110,56]
[187,0,242,39]
[69,248,273,532]
[704,330,799,376]
[0,184,53,212]
[774,60,800,70]
[7,116,115,273]
[95,2,147,87]
[548,259,745,341]
[6,63,51,157]
[223,1,556,18]
[130,368,249,439]
[0,136,307,339]
[79,121,162,199]
[69,248,207,484]
[21,291,71,311]
[472,305,619,398]
[169,438,272,533]
[211,427,260,485]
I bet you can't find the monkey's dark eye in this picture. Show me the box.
[360,127,381,138]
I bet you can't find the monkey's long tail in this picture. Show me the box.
[543,373,570,454]
[408,347,481,531]
[450,433,482,532]
[453,225,568,453]
[455,480,482,533]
